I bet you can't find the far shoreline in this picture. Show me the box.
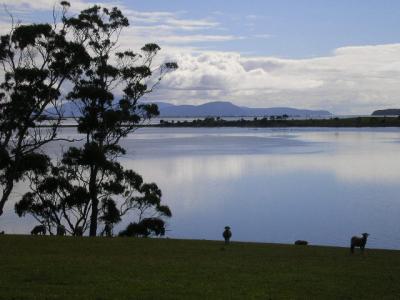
[38,116,400,128]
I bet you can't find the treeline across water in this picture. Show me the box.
[156,116,400,128]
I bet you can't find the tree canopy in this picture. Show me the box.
[2,2,177,236]
[0,2,89,215]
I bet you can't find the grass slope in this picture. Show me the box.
[0,235,400,299]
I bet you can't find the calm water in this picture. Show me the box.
[2,127,400,249]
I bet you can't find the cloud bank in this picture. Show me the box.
[150,44,400,114]
[1,1,400,114]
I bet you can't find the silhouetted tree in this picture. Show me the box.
[11,3,175,234]
[15,161,172,236]
[15,161,90,235]
[119,218,167,238]
[62,5,177,236]
[0,2,89,215]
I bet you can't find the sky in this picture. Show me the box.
[1,0,400,114]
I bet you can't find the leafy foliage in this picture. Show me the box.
[61,4,176,236]
[0,2,89,215]
[11,2,176,235]
[15,161,171,236]
[119,218,167,237]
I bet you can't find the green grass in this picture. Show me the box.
[1,235,400,299]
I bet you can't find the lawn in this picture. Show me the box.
[0,235,399,299]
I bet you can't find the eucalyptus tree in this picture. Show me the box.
[54,5,176,235]
[0,2,89,216]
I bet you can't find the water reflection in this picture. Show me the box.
[2,127,400,249]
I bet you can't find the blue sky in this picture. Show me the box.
[1,0,400,114]
[126,0,400,58]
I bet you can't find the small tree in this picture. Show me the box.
[0,2,89,215]
[119,218,167,238]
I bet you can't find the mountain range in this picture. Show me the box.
[154,101,332,117]
[52,101,332,118]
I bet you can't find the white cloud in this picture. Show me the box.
[0,0,60,11]
[0,0,241,45]
[1,1,399,114]
[252,34,272,39]
[155,34,241,44]
[245,14,259,20]
[164,18,219,30]
[147,44,400,114]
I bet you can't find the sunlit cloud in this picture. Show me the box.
[1,1,400,114]
[147,44,400,114]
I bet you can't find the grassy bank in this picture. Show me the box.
[0,235,400,299]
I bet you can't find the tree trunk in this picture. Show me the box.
[0,176,14,216]
[88,166,99,236]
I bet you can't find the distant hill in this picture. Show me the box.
[372,109,400,116]
[156,101,332,117]
[50,100,332,118]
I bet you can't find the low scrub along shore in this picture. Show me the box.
[1,235,400,299]
[42,116,400,129]
[156,116,400,127]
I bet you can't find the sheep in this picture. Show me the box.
[222,226,232,245]
[350,233,369,253]
[294,240,308,246]
[31,225,46,235]
[57,225,66,236]
[0,231,4,235]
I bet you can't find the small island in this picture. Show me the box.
[372,109,400,116]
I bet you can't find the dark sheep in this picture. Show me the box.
[294,240,308,246]
[350,233,369,253]
[223,226,232,244]
[31,225,46,235]
[57,225,66,236]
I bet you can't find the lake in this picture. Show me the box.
[2,127,400,249]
